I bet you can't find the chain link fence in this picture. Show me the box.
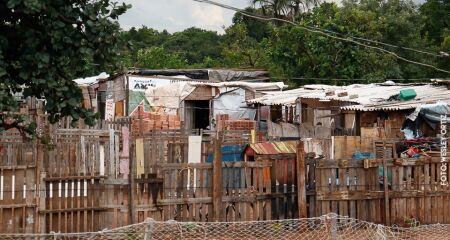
[0,214,449,239]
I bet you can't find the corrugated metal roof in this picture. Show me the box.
[189,81,287,91]
[247,88,322,106]
[246,81,450,111]
[301,83,450,111]
[248,141,298,155]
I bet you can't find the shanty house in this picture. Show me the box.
[74,68,271,121]
[298,83,450,138]
[296,82,450,159]
[143,81,286,131]
[244,140,298,216]
[247,88,326,139]
[244,141,298,184]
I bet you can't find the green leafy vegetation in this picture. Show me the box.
[119,0,449,86]
[1,0,449,134]
[0,0,130,135]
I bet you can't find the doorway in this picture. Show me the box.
[184,100,210,129]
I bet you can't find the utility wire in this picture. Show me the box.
[308,27,442,58]
[192,0,450,74]
[196,0,441,57]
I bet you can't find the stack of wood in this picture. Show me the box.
[131,105,181,134]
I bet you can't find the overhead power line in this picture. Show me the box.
[192,0,450,74]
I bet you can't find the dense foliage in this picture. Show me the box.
[0,0,129,134]
[121,0,449,86]
[1,0,449,133]
[121,27,223,68]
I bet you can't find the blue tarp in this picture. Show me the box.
[206,145,245,163]
[207,145,245,188]
[420,102,450,124]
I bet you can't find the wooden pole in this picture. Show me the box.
[125,75,130,116]
[38,171,46,233]
[297,141,307,218]
[212,136,223,221]
[330,216,337,240]
[125,74,136,224]
[129,138,135,223]
[383,157,390,226]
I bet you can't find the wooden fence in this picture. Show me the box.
[309,157,450,226]
[131,130,299,222]
[0,127,127,234]
[0,125,449,233]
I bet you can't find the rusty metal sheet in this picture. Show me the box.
[249,141,298,155]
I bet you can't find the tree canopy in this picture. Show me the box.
[2,0,450,134]
[0,0,129,134]
[265,0,443,86]
[118,0,449,85]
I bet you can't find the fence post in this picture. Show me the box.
[144,218,154,240]
[383,158,390,226]
[38,171,47,234]
[330,216,337,240]
[212,136,223,221]
[297,141,307,218]
[129,138,136,224]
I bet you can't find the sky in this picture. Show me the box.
[118,0,425,34]
[118,0,248,34]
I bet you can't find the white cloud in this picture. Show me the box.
[118,0,425,33]
[118,0,248,33]
[192,5,226,28]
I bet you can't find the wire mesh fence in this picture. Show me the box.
[0,213,449,240]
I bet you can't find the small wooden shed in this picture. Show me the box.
[244,141,298,187]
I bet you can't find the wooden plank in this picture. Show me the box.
[320,167,330,215]
[383,158,390,225]
[316,190,450,200]
[338,167,348,218]
[390,164,397,224]
[212,138,222,221]
[296,142,307,218]
[399,165,406,224]
[436,168,443,224]
[258,160,264,220]
[330,165,338,216]
[423,164,431,224]
[431,163,437,223]
[290,159,295,219]
[348,168,356,219]
[356,167,366,220]
[307,159,315,218]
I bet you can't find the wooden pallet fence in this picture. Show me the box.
[0,141,37,234]
[153,160,296,222]
[313,157,450,226]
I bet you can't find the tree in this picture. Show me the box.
[119,27,224,68]
[420,0,450,45]
[136,46,188,69]
[420,0,450,71]
[232,7,271,41]
[222,24,266,68]
[0,0,130,135]
[251,0,321,20]
[120,26,170,67]
[265,0,448,86]
[162,27,223,65]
